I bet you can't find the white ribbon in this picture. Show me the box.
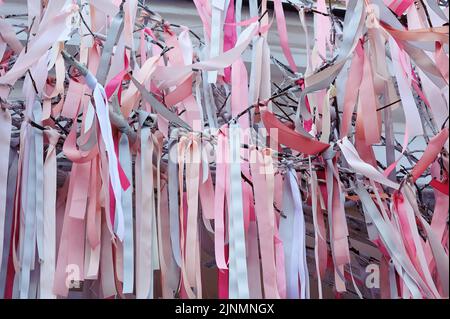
[228,122,250,299]
[85,73,125,241]
[280,168,310,299]
[354,183,434,298]
[119,133,134,294]
[208,0,227,83]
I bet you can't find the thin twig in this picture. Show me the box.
[376,99,401,112]
[79,11,96,41]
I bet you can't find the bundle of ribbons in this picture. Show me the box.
[0,0,448,299]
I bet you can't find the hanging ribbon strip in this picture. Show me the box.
[228,122,249,299]
[0,0,448,299]
[280,168,309,299]
[0,107,11,279]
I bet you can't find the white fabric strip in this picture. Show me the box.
[228,122,250,299]
[119,133,134,294]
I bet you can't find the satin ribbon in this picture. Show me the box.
[358,49,381,145]
[386,0,415,16]
[85,73,126,241]
[249,147,280,299]
[0,42,6,63]
[0,107,11,274]
[280,168,309,299]
[155,131,171,297]
[235,0,243,35]
[9,121,27,299]
[0,140,18,298]
[246,221,263,299]
[167,133,182,268]
[411,128,449,182]
[0,4,77,98]
[153,21,260,89]
[214,129,229,271]
[338,137,399,189]
[18,101,44,299]
[248,34,263,108]
[100,200,117,298]
[260,36,273,112]
[96,5,125,86]
[185,134,203,298]
[135,111,156,299]
[53,162,88,297]
[389,37,424,138]
[273,0,297,73]
[425,0,449,22]
[401,184,449,298]
[105,49,129,101]
[118,133,134,294]
[383,24,449,44]
[354,183,434,298]
[216,130,231,299]
[192,0,212,41]
[85,158,101,279]
[314,0,331,69]
[309,158,327,299]
[39,129,59,298]
[228,122,249,299]
[295,0,365,130]
[323,147,347,293]
[388,258,399,299]
[373,0,448,89]
[393,189,441,298]
[159,172,180,298]
[0,18,24,54]
[143,127,173,297]
[131,76,191,131]
[208,0,227,83]
[198,142,215,223]
[291,170,309,299]
[340,42,363,138]
[201,66,219,129]
[429,164,449,249]
[42,44,65,120]
[407,5,449,131]
[178,133,202,299]
[262,110,329,156]
[121,54,159,118]
[0,0,447,300]
[320,85,335,143]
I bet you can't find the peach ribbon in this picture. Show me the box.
[178,134,202,299]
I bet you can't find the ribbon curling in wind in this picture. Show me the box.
[0,0,448,299]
